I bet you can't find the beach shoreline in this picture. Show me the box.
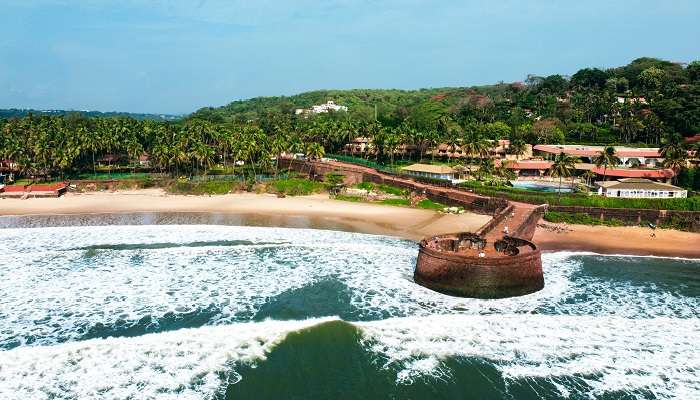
[1,189,698,258]
[0,190,490,242]
[533,221,700,259]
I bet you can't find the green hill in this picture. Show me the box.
[190,57,700,139]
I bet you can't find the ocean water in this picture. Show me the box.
[0,224,698,399]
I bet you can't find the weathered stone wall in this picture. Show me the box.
[475,204,515,237]
[282,159,509,216]
[414,242,544,298]
[512,205,548,240]
[283,159,546,298]
[548,205,700,232]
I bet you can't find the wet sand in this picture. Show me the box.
[534,221,700,259]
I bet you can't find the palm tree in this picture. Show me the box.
[660,133,685,160]
[549,152,578,202]
[306,142,325,161]
[581,170,597,187]
[593,146,620,182]
[508,139,527,160]
[384,130,399,166]
[662,141,688,184]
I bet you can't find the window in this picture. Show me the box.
[668,192,674,198]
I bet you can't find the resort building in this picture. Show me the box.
[534,145,664,167]
[575,163,675,182]
[430,140,531,160]
[0,159,18,172]
[616,96,648,105]
[345,137,372,155]
[402,164,457,181]
[138,153,151,167]
[499,159,675,183]
[502,160,553,177]
[595,178,687,199]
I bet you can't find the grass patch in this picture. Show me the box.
[416,199,446,210]
[334,194,365,203]
[70,172,155,181]
[169,180,235,195]
[544,211,625,227]
[379,198,411,206]
[352,182,407,196]
[271,178,325,196]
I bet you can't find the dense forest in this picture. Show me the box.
[191,57,700,145]
[0,109,181,121]
[1,57,698,187]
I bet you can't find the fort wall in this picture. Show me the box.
[283,159,546,298]
[415,237,544,298]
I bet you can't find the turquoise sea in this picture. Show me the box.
[0,220,698,399]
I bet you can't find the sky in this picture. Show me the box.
[1,1,700,114]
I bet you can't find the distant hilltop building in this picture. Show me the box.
[295,101,348,116]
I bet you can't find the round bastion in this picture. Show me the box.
[414,233,544,299]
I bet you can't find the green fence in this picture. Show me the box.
[327,154,401,174]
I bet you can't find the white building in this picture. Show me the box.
[595,178,687,199]
[295,101,348,115]
[402,164,457,181]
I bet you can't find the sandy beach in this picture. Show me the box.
[534,221,700,259]
[0,190,490,241]
[1,189,698,258]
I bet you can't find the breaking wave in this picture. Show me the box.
[0,224,698,399]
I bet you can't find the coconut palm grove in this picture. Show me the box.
[1,57,699,215]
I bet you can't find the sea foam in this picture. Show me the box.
[0,225,698,399]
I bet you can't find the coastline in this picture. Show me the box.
[1,189,698,258]
[0,190,490,242]
[534,221,700,259]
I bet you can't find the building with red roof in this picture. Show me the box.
[533,144,664,168]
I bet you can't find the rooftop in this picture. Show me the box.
[595,178,685,191]
[534,144,661,158]
[576,163,675,178]
[402,163,456,174]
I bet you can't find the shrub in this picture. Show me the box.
[416,199,446,210]
[271,178,325,196]
[544,211,625,227]
[169,180,234,195]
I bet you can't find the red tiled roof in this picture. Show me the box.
[534,145,661,158]
[499,159,674,177]
[504,161,552,170]
[587,167,675,178]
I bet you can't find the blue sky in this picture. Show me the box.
[2,1,699,114]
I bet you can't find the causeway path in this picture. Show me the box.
[315,160,543,242]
